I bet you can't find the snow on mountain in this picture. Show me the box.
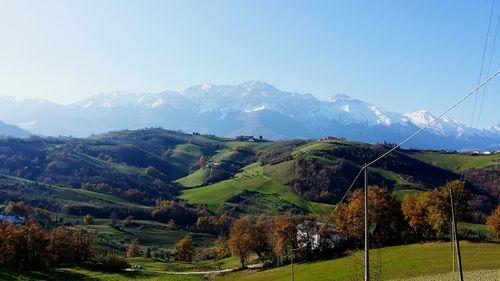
[403,110,477,137]
[70,91,190,109]
[488,123,500,132]
[326,94,407,126]
[0,81,498,149]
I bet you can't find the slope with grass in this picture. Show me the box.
[410,151,500,172]
[213,242,500,281]
[85,219,215,252]
[179,164,311,213]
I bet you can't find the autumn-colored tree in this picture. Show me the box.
[127,239,141,258]
[83,214,94,225]
[175,234,195,262]
[214,236,230,260]
[271,214,297,265]
[70,227,95,264]
[123,215,133,227]
[402,180,469,240]
[228,216,254,268]
[486,205,500,235]
[335,186,403,246]
[251,217,271,258]
[4,201,30,217]
[48,227,94,265]
[0,220,49,269]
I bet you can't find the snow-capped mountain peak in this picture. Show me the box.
[0,81,498,149]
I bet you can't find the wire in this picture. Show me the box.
[290,69,500,254]
[476,10,500,128]
[471,0,496,127]
[292,166,364,251]
[365,70,500,168]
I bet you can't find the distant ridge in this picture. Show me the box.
[0,121,30,138]
[0,81,499,150]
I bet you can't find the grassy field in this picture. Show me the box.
[213,241,500,281]
[0,254,245,280]
[0,267,205,281]
[309,201,336,216]
[389,269,499,281]
[392,189,423,201]
[83,219,215,252]
[180,164,311,213]
[175,167,210,188]
[410,152,500,172]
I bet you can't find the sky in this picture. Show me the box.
[0,0,499,128]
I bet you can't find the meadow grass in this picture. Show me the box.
[0,267,204,281]
[410,152,500,172]
[180,164,310,212]
[213,241,500,281]
[175,167,210,188]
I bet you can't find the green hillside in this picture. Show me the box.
[180,164,311,213]
[410,151,500,172]
[214,242,500,281]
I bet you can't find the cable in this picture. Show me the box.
[471,0,496,127]
[292,166,364,251]
[290,69,500,254]
[476,10,500,128]
[365,70,500,168]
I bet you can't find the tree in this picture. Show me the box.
[175,234,195,262]
[271,214,297,265]
[335,186,403,246]
[145,247,151,258]
[251,217,271,258]
[126,239,141,258]
[123,215,133,227]
[83,214,94,225]
[228,216,254,268]
[4,201,30,217]
[109,212,119,227]
[486,205,500,235]
[402,180,469,240]
[214,236,230,261]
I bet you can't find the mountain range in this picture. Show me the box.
[0,121,30,138]
[0,81,499,150]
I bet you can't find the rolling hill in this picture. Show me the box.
[0,128,497,221]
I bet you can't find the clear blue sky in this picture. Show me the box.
[1,0,499,128]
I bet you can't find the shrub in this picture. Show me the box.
[94,252,130,272]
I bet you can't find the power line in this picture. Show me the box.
[289,69,500,280]
[471,0,496,127]
[365,70,500,168]
[476,9,500,128]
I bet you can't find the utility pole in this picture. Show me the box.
[451,219,455,273]
[291,248,294,281]
[450,188,463,281]
[364,166,369,281]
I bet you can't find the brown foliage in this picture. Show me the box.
[126,239,141,258]
[175,234,195,262]
[402,180,469,240]
[228,216,254,268]
[335,186,403,246]
[83,214,94,225]
[48,227,94,265]
[486,205,500,235]
[0,221,94,269]
[271,214,297,264]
